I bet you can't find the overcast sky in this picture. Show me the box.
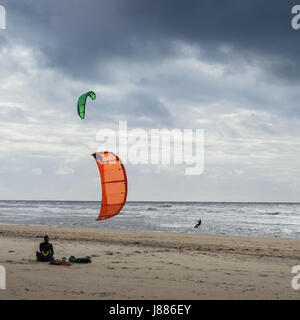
[1,0,300,202]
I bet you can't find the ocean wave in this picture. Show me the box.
[264,212,281,216]
[1,201,300,239]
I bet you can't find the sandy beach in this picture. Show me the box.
[0,224,300,300]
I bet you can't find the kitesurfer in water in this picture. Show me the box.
[36,235,54,261]
[194,219,202,228]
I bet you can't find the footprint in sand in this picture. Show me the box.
[70,290,85,295]
[92,292,115,297]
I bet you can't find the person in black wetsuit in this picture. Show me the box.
[36,235,54,261]
[194,219,201,228]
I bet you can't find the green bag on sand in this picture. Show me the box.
[69,256,91,263]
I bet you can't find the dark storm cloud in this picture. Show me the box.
[2,0,299,82]
[3,0,300,202]
[79,91,175,127]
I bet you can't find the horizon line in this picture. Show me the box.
[1,199,300,204]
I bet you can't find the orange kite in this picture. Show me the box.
[92,151,128,220]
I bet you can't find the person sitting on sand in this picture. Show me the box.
[36,235,54,262]
[194,219,202,228]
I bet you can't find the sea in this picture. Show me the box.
[0,200,300,239]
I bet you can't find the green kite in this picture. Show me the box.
[77,91,96,119]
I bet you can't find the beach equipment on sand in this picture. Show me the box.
[77,91,96,119]
[69,256,91,263]
[92,151,128,221]
[50,258,72,266]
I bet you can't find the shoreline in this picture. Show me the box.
[1,221,300,241]
[0,224,299,299]
[0,224,299,259]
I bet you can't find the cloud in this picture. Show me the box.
[2,0,299,82]
[31,168,43,176]
[0,1,300,201]
[55,167,74,175]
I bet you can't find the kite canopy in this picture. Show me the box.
[92,151,128,220]
[77,91,96,119]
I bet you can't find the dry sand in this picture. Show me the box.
[0,224,300,300]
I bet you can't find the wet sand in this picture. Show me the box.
[0,224,300,299]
